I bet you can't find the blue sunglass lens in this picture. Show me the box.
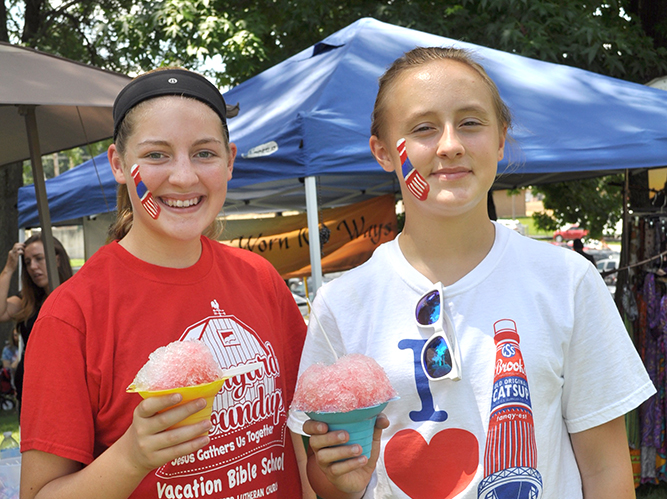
[423,335,452,378]
[416,290,440,326]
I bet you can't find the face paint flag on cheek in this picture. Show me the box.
[130,164,161,220]
[396,138,429,201]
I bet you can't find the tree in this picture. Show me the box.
[4,0,667,85]
[531,175,624,239]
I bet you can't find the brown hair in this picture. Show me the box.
[370,47,512,139]
[108,85,228,242]
[9,325,19,348]
[14,234,73,323]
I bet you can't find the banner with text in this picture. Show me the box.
[221,194,398,278]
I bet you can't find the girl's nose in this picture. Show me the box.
[169,156,199,186]
[437,125,465,158]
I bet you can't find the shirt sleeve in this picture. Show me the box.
[20,314,96,464]
[562,264,655,433]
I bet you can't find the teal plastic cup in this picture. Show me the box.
[306,401,388,459]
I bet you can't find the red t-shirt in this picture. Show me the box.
[22,237,307,498]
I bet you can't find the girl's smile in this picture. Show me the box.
[161,196,202,208]
[431,166,472,182]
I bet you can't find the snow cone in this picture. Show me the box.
[127,340,227,430]
[291,354,397,458]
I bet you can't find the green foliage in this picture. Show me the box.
[6,0,667,86]
[531,174,624,239]
[637,482,667,499]
[22,139,111,184]
[107,0,269,86]
[396,211,405,232]
[446,0,667,83]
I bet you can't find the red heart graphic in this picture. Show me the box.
[385,428,478,499]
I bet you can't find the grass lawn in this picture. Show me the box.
[0,408,19,443]
[637,482,667,498]
[515,216,552,238]
[70,258,85,271]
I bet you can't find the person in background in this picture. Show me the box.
[20,68,311,499]
[573,238,596,265]
[0,234,73,415]
[2,326,20,382]
[289,47,654,499]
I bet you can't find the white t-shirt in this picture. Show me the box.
[288,222,655,498]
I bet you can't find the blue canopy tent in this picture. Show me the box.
[18,18,667,287]
[17,154,117,229]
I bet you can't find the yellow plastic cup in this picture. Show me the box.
[127,378,227,430]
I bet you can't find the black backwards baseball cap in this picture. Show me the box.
[112,68,239,141]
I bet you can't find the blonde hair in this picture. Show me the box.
[371,47,512,139]
[107,94,227,242]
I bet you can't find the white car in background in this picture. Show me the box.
[597,253,620,294]
[597,254,620,276]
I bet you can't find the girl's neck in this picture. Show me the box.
[399,208,495,286]
[118,228,203,268]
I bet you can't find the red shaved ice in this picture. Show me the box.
[291,354,397,413]
[131,340,223,391]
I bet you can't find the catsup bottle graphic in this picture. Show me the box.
[478,319,543,499]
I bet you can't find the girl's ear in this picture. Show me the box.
[497,125,508,162]
[226,143,237,180]
[369,135,396,173]
[108,144,127,184]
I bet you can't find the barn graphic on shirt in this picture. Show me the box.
[155,299,285,479]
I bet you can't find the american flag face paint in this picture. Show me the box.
[397,138,429,201]
[130,164,161,220]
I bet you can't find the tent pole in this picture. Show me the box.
[17,228,25,292]
[19,105,60,291]
[305,176,324,296]
[622,168,629,270]
[614,168,630,307]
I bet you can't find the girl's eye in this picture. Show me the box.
[413,125,434,133]
[462,119,482,127]
[146,152,164,159]
[196,151,216,159]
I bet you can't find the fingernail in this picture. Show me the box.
[337,432,346,442]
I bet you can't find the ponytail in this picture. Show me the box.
[107,183,134,242]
